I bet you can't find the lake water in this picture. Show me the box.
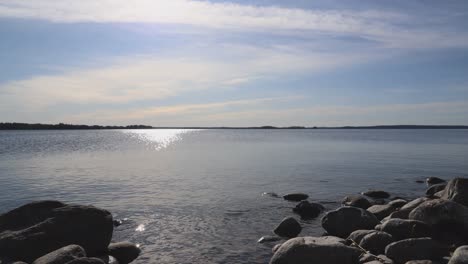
[1,129,468,263]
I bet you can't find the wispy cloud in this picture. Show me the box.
[0,0,466,48]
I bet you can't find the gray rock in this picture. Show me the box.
[272,244,282,253]
[367,204,398,220]
[108,242,141,264]
[274,217,302,238]
[389,199,408,208]
[362,190,391,199]
[65,258,106,264]
[322,207,379,238]
[283,193,309,202]
[441,178,468,207]
[0,201,113,263]
[359,231,394,255]
[269,236,361,264]
[448,245,468,264]
[385,238,448,264]
[32,245,86,264]
[342,195,373,209]
[359,254,394,264]
[427,177,446,186]
[405,261,441,264]
[389,197,430,219]
[376,219,432,240]
[347,229,376,244]
[426,184,447,197]
[293,201,324,219]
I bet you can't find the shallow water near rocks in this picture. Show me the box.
[1,129,468,263]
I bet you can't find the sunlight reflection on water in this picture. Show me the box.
[123,129,201,150]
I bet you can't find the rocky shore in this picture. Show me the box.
[0,201,140,264]
[265,177,468,264]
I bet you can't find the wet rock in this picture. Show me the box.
[293,201,324,219]
[65,258,106,264]
[389,197,430,219]
[258,236,282,243]
[108,242,141,264]
[0,201,113,263]
[322,206,379,238]
[263,192,280,198]
[389,199,408,208]
[32,245,86,264]
[426,184,447,197]
[385,238,448,264]
[273,217,302,238]
[283,193,309,202]
[367,204,398,220]
[342,195,373,209]
[448,245,468,264]
[269,236,361,264]
[272,244,282,253]
[427,177,446,186]
[347,229,376,244]
[376,219,432,240]
[362,190,391,199]
[359,231,394,255]
[440,178,468,207]
[113,220,123,227]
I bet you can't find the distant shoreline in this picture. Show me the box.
[1,122,468,130]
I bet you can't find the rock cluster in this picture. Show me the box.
[0,201,140,264]
[269,177,468,264]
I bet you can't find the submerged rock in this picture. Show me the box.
[274,217,302,238]
[108,242,140,264]
[32,245,86,264]
[426,177,446,186]
[342,195,372,209]
[440,178,468,207]
[293,201,324,219]
[448,245,468,264]
[385,238,448,264]
[0,201,113,263]
[361,190,391,199]
[322,206,379,238]
[283,193,309,202]
[269,236,360,264]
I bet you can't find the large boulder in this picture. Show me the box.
[362,190,390,199]
[322,207,379,238]
[342,195,372,209]
[440,178,468,207]
[367,204,398,220]
[32,245,86,264]
[426,184,447,197]
[448,245,468,264]
[385,238,448,264]
[389,197,430,219]
[108,242,140,264]
[293,201,324,219]
[269,236,361,264]
[376,219,432,240]
[426,177,446,186]
[359,231,393,255]
[274,217,302,238]
[283,193,309,202]
[0,201,113,262]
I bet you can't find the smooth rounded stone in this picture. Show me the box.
[0,201,113,263]
[385,238,449,264]
[409,199,468,233]
[274,217,302,238]
[359,231,394,255]
[448,245,468,264]
[427,177,446,186]
[65,258,106,264]
[376,219,432,240]
[272,244,282,253]
[362,190,391,199]
[32,245,86,264]
[342,195,373,209]
[258,236,282,243]
[434,191,444,198]
[108,242,141,264]
[440,178,468,207]
[263,192,280,198]
[426,184,448,197]
[269,236,361,264]
[406,261,441,264]
[389,197,430,219]
[367,204,398,220]
[389,199,408,208]
[359,254,394,264]
[347,229,376,244]
[283,193,309,202]
[322,207,379,238]
[293,201,324,219]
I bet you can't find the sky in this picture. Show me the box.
[0,0,468,126]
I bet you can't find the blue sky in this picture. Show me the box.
[0,0,468,126]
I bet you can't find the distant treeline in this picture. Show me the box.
[1,123,467,130]
[0,123,153,130]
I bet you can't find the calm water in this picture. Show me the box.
[1,129,468,263]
